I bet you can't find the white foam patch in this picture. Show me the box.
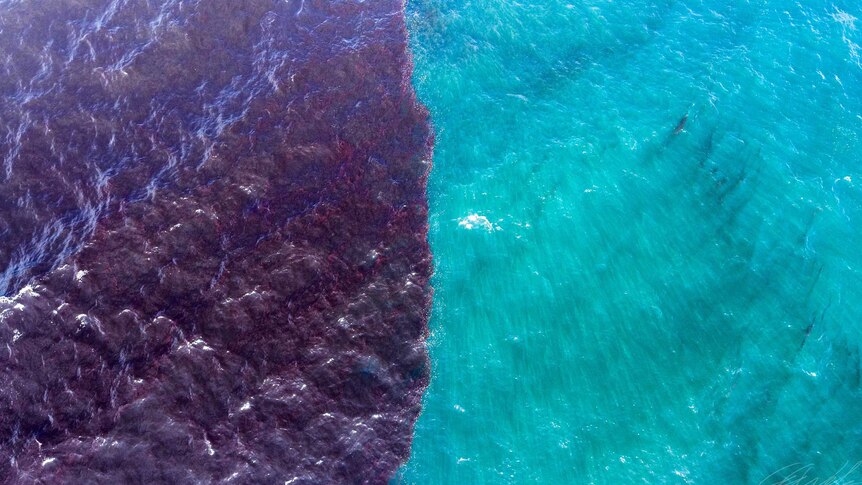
[18,285,38,298]
[832,8,857,30]
[832,8,861,66]
[0,284,41,308]
[457,214,500,232]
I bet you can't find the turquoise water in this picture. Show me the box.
[398,0,862,483]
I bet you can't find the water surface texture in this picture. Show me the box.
[0,1,432,483]
[401,0,862,483]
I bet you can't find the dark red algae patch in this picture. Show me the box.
[0,0,433,483]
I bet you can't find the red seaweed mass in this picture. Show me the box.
[0,1,433,483]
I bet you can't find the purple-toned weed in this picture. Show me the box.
[0,1,432,483]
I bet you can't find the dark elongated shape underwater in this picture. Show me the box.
[0,0,433,483]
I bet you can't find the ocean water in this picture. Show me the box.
[399,0,862,483]
[0,1,432,482]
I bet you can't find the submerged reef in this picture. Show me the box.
[0,0,433,483]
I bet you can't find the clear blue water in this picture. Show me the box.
[398,0,862,483]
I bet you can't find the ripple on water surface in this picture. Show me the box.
[0,1,433,482]
[401,0,862,483]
